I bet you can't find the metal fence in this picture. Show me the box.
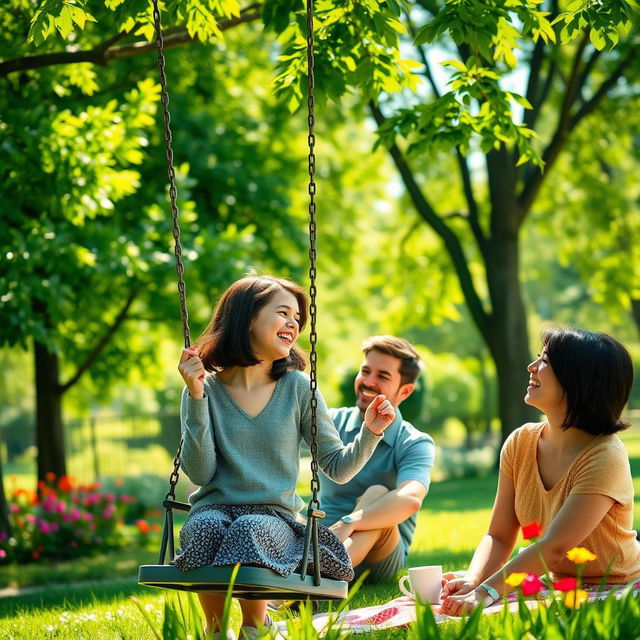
[65,412,181,484]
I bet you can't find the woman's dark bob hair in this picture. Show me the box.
[542,326,634,435]
[196,275,307,379]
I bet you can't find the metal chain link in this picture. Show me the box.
[151,0,189,503]
[165,439,183,501]
[306,0,320,513]
[151,0,191,350]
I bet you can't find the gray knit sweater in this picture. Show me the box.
[180,369,381,515]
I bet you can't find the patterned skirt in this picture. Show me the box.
[173,504,354,581]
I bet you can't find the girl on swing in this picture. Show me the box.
[176,275,395,639]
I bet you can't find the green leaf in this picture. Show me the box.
[590,28,606,50]
[442,59,467,72]
[54,5,74,39]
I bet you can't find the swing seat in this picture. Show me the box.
[138,563,348,600]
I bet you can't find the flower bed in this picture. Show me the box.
[1,473,137,563]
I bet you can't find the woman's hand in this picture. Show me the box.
[440,587,490,617]
[440,574,478,600]
[178,346,205,399]
[364,395,395,435]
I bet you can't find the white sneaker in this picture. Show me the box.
[239,615,283,640]
[207,627,237,640]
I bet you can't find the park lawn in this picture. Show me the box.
[1,428,639,639]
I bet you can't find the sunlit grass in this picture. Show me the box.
[1,426,639,638]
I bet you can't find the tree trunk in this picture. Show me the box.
[484,231,538,446]
[34,340,66,482]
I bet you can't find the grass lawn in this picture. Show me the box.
[1,429,639,639]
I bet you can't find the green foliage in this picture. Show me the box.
[29,0,97,46]
[375,75,541,165]
[553,0,636,49]
[273,0,421,109]
[423,351,495,433]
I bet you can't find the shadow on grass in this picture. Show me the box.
[0,580,153,618]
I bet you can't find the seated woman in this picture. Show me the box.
[440,327,640,616]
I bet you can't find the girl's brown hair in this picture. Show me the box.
[196,275,307,379]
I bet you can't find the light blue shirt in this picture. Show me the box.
[319,406,435,556]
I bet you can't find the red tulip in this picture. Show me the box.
[522,573,545,596]
[522,522,543,540]
[553,577,578,592]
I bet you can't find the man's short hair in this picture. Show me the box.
[361,335,423,385]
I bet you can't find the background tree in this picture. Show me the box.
[0,0,399,487]
[276,0,639,441]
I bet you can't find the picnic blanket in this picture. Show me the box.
[274,580,640,636]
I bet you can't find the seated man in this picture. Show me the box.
[322,335,435,583]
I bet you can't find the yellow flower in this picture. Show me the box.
[564,589,589,609]
[566,547,597,563]
[505,572,527,587]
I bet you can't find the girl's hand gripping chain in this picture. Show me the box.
[178,346,206,399]
[364,395,395,435]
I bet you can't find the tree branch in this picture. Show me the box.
[518,33,590,218]
[523,38,546,128]
[369,100,491,341]
[0,7,262,76]
[406,17,440,98]
[568,52,634,131]
[519,47,634,216]
[455,147,487,256]
[58,287,139,394]
[575,47,603,104]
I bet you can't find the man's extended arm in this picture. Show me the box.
[329,479,427,540]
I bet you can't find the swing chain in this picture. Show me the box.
[151,0,191,350]
[165,438,183,502]
[306,0,320,514]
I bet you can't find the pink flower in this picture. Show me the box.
[83,512,92,521]
[105,493,115,502]
[0,549,6,558]
[70,509,81,521]
[56,501,67,513]
[9,505,19,513]
[38,521,51,535]
[522,573,545,596]
[26,514,36,523]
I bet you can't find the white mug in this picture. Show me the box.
[398,565,443,604]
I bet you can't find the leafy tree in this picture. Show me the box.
[278,0,639,442]
[0,0,403,495]
[535,95,640,334]
[1,0,637,505]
